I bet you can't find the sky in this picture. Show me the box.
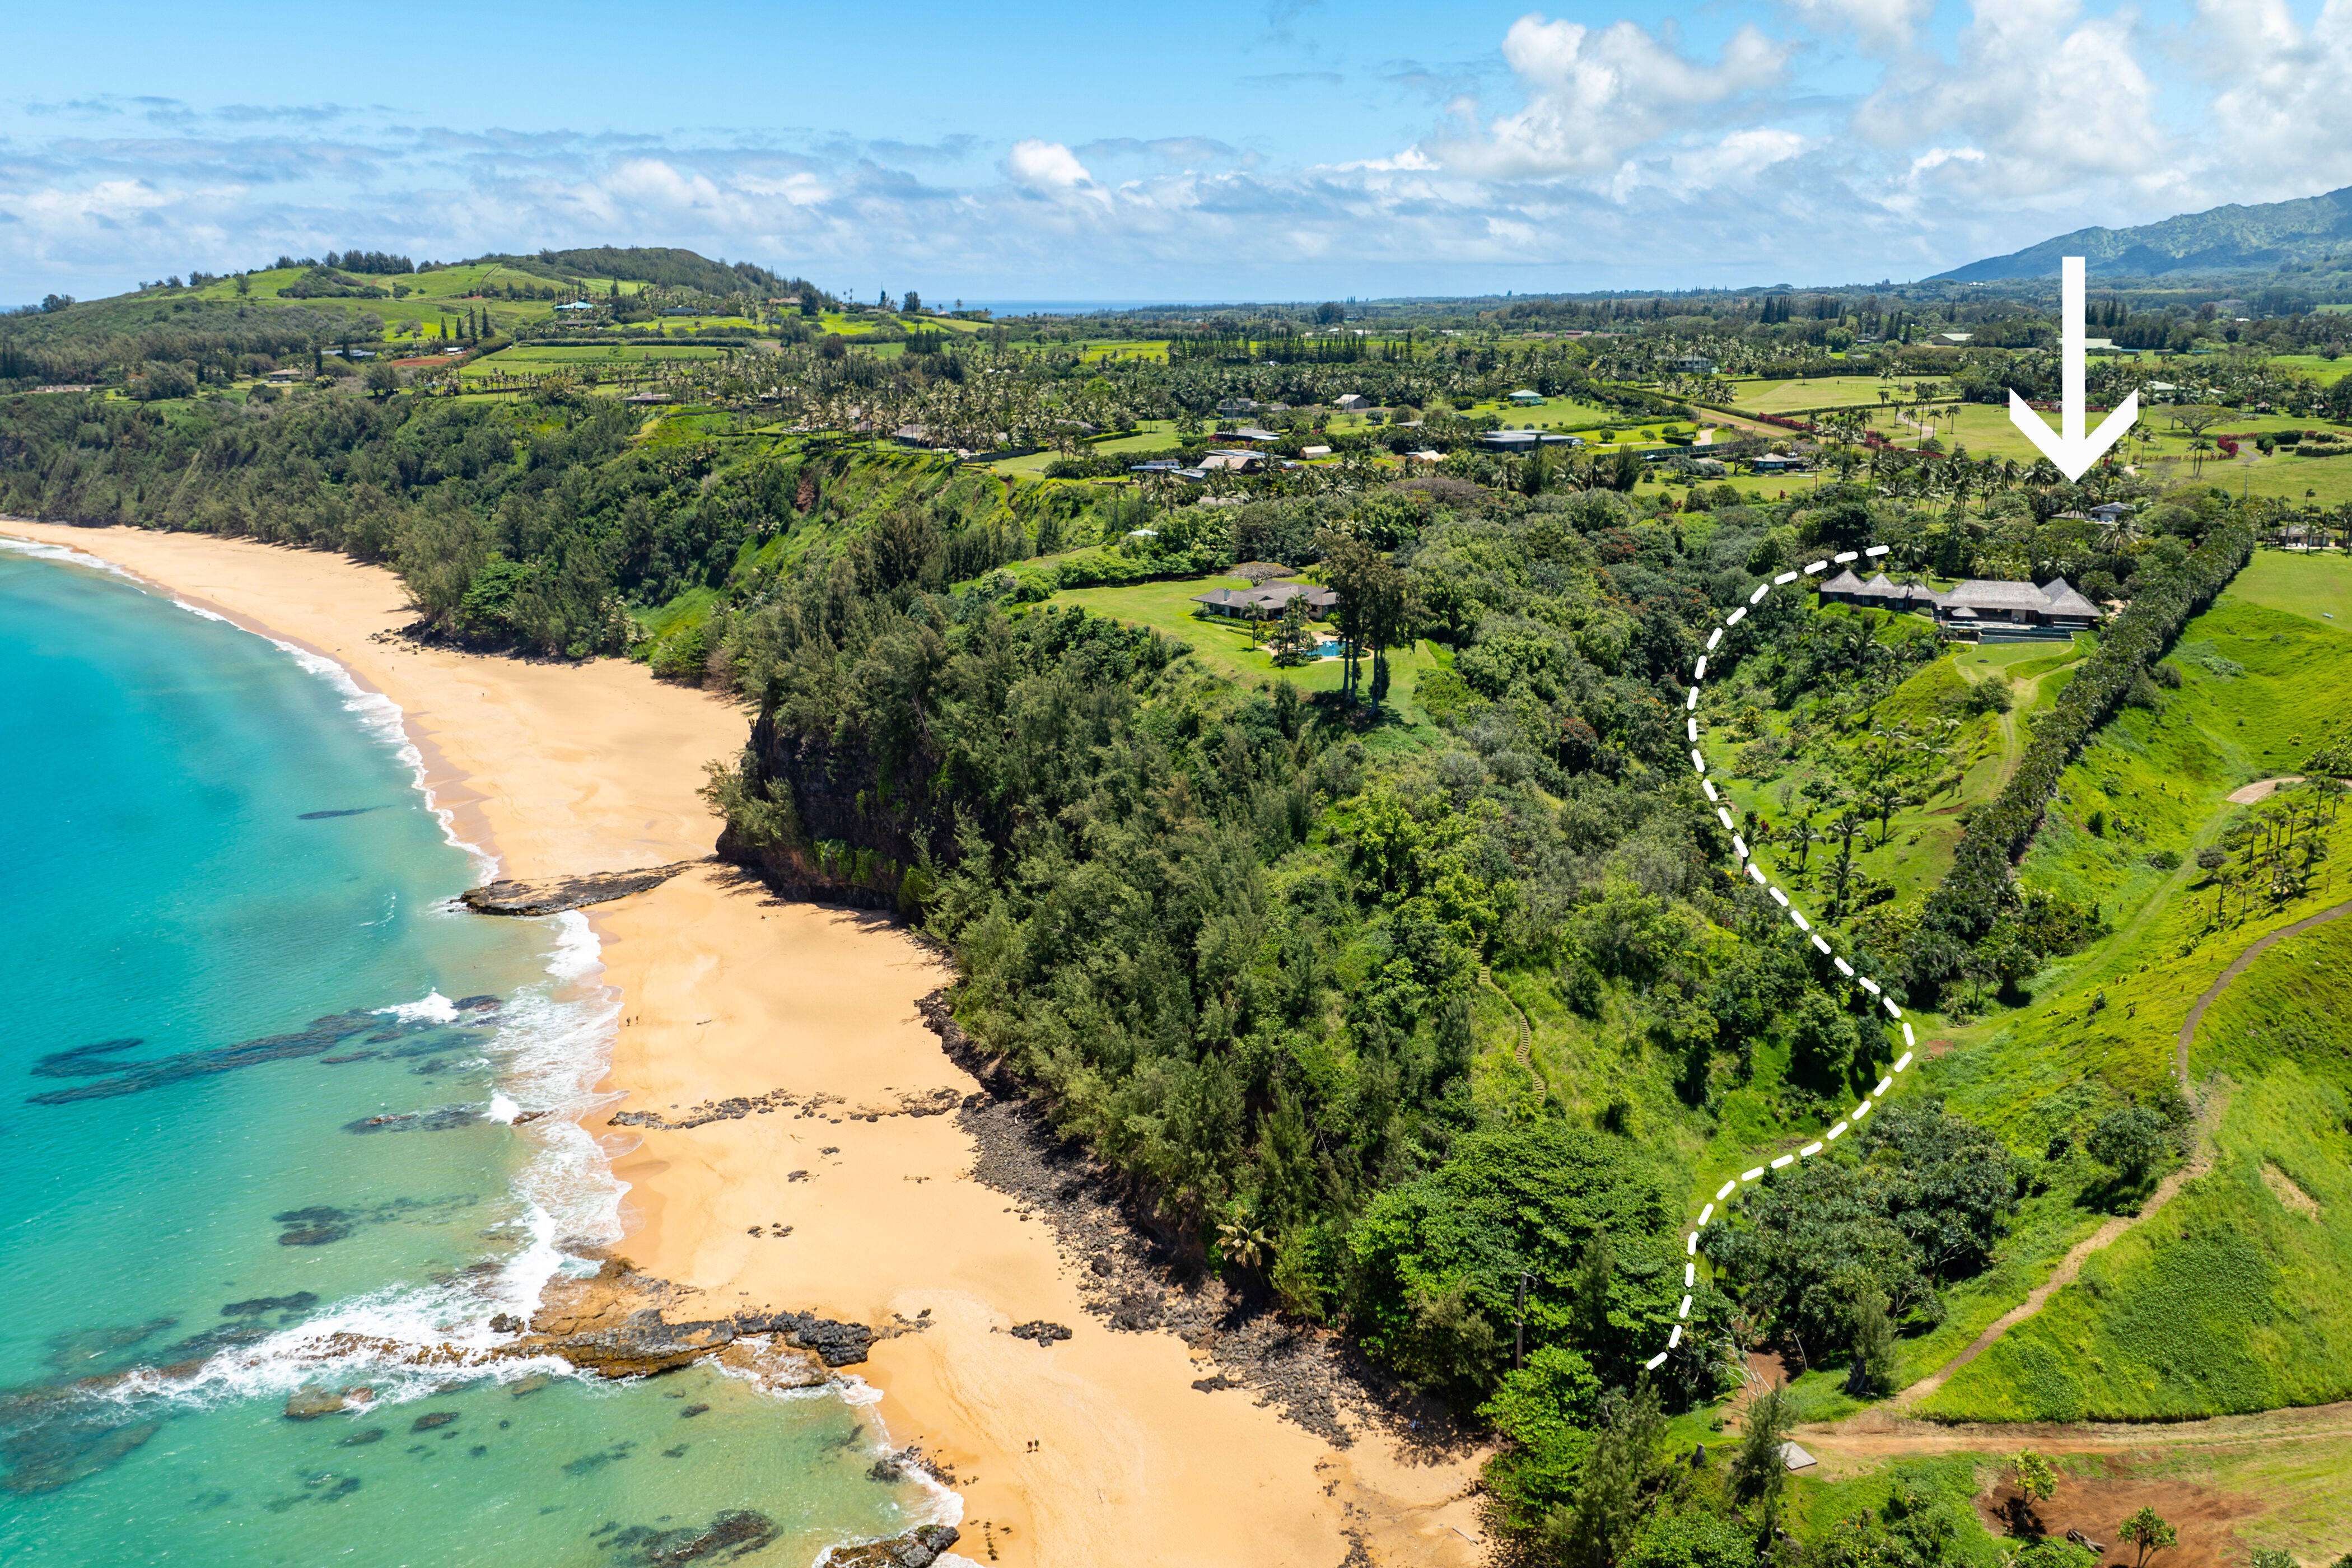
[3,0,2349,306]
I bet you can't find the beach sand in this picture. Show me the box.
[2,521,1487,1567]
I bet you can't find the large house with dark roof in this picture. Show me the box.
[1819,570,2102,640]
[1191,581,1338,621]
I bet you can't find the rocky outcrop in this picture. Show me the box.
[509,1258,875,1376]
[824,1524,961,1567]
[459,861,707,917]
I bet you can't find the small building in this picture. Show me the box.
[1197,450,1264,473]
[624,391,672,404]
[892,424,931,446]
[1752,452,1807,473]
[1667,355,1717,375]
[1335,393,1373,412]
[1216,396,1257,417]
[1507,389,1546,407]
[2088,502,2132,526]
[1480,430,1542,451]
[556,300,598,312]
[1300,445,1332,458]
[1190,581,1340,620]
[1222,427,1282,444]
[1540,432,1585,448]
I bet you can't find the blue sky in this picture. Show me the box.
[3,0,2348,304]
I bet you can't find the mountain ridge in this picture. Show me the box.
[1931,186,2352,282]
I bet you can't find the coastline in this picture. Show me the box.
[0,520,1486,1566]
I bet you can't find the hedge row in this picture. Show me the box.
[1915,517,2256,954]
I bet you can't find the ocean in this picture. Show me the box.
[0,539,937,1564]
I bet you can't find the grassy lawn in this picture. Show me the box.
[1727,375,1892,414]
[1045,572,1444,716]
[1881,598,2352,1424]
[2231,548,2352,625]
[1453,396,1640,432]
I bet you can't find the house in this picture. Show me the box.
[1667,355,1717,375]
[2088,502,2132,525]
[1752,452,1807,473]
[1216,396,1257,417]
[892,424,931,446]
[1300,445,1333,458]
[624,392,672,404]
[1480,430,1542,450]
[1507,389,1547,407]
[1335,394,1373,411]
[1222,427,1282,444]
[1819,570,1940,617]
[1197,450,1264,473]
[1938,332,1972,344]
[1540,433,1585,448]
[556,300,598,312]
[1823,572,2102,639]
[1190,581,1340,620]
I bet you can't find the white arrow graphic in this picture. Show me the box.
[2009,255,2139,481]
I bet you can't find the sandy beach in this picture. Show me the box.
[1,520,1486,1567]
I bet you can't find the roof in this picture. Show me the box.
[1940,580,2053,611]
[1224,427,1281,442]
[2040,577,2102,618]
[1821,568,1867,594]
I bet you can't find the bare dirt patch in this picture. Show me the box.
[1979,1460,2262,1568]
[2262,1161,2321,1218]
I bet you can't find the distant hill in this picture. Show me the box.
[1930,186,2352,282]
[463,246,825,302]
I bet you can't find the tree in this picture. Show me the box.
[2086,1104,2170,1183]
[2120,1506,2177,1568]
[2010,1448,2057,1503]
[1270,594,1315,667]
[1847,1284,1896,1396]
[1553,1379,1664,1568]
[1730,1383,1795,1527]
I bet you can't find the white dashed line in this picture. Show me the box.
[1657,547,1926,1371]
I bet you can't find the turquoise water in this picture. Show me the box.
[0,541,936,1564]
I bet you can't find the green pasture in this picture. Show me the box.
[1043,571,1441,716]
[1726,375,1892,414]
[1078,340,1171,363]
[2231,548,2352,625]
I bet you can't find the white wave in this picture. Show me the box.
[256,632,497,880]
[374,990,460,1025]
[545,909,604,984]
[488,1091,521,1124]
[0,532,142,580]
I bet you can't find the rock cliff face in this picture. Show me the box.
[716,715,926,911]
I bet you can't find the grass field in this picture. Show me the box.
[1042,571,1444,715]
[1887,596,2352,1422]
[2231,548,2352,625]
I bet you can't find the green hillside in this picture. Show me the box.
[1935,184,2352,281]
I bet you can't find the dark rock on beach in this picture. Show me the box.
[283,1384,373,1420]
[826,1524,960,1568]
[1007,1321,1071,1346]
[460,861,706,917]
[727,1309,872,1368]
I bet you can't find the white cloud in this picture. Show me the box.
[1004,138,1096,192]
[1854,0,2171,199]
[1424,13,1789,180]
[1779,0,1933,54]
[2191,0,2352,199]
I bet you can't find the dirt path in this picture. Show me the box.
[2174,895,2352,1095]
[1809,1394,2352,1460]
[1482,966,1543,1098]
